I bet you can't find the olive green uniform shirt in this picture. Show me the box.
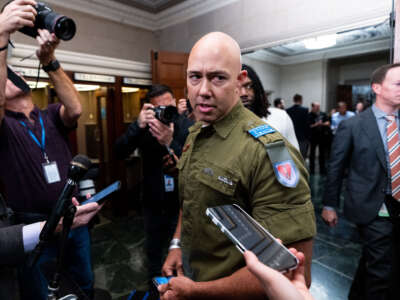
[178,101,316,282]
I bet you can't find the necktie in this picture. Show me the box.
[386,115,400,201]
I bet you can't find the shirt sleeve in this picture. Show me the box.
[22,222,41,253]
[249,141,316,245]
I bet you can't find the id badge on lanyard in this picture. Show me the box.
[20,112,61,184]
[164,175,175,192]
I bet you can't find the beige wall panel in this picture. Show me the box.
[0,1,159,63]
[158,0,391,52]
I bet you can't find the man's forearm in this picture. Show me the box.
[49,67,82,126]
[191,267,266,300]
[0,33,9,124]
[287,238,313,287]
[173,209,182,239]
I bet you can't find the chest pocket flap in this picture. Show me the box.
[196,161,239,196]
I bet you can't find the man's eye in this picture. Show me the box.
[212,76,226,82]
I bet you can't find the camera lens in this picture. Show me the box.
[54,17,76,41]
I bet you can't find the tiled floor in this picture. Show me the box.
[90,173,362,300]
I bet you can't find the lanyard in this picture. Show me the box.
[19,112,49,162]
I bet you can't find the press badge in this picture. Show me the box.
[42,161,61,184]
[164,175,174,192]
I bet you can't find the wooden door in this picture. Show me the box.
[336,85,353,110]
[151,50,189,100]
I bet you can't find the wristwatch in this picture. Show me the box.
[42,60,60,73]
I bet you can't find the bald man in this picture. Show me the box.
[159,32,316,300]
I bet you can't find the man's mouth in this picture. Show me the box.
[197,103,215,113]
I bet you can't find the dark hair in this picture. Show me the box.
[241,64,268,117]
[293,94,303,103]
[371,63,400,85]
[145,84,173,102]
[273,98,282,107]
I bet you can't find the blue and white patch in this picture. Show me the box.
[272,160,299,188]
[248,124,275,138]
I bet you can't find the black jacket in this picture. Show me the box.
[114,115,193,213]
[287,104,310,142]
[323,108,391,224]
[0,194,24,299]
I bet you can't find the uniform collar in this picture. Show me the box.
[212,100,243,139]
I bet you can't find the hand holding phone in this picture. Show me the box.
[81,181,121,205]
[153,276,173,287]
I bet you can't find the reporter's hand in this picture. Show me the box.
[177,99,187,115]
[149,119,174,146]
[0,0,37,37]
[321,208,338,227]
[71,196,102,229]
[162,152,179,177]
[162,248,184,277]
[158,276,195,300]
[244,249,314,300]
[36,29,59,65]
[137,103,155,128]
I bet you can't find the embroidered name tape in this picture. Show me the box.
[218,176,233,186]
[248,124,275,138]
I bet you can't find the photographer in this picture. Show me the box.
[115,84,193,291]
[0,1,95,299]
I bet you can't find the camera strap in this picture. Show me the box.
[7,66,31,94]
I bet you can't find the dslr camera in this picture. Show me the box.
[151,106,179,125]
[18,2,76,41]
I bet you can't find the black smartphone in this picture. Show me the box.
[206,204,298,273]
[186,99,193,114]
[80,181,121,205]
[152,276,173,287]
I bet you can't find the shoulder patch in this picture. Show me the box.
[273,160,299,188]
[248,124,275,138]
[265,141,299,188]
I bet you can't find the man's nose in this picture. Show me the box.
[199,79,212,97]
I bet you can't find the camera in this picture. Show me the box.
[19,2,76,41]
[151,106,179,124]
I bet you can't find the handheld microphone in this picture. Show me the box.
[39,154,92,241]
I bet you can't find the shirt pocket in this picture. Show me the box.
[195,160,239,197]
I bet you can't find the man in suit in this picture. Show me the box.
[321,63,400,300]
[287,94,310,158]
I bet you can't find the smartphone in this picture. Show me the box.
[206,204,298,273]
[152,276,173,287]
[80,181,121,205]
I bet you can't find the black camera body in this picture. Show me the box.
[152,106,179,125]
[19,2,76,41]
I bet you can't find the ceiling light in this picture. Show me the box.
[74,84,101,92]
[122,87,140,93]
[27,81,49,89]
[303,34,337,50]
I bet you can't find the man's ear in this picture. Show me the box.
[238,70,247,83]
[371,83,381,95]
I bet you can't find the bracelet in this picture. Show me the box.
[169,238,181,251]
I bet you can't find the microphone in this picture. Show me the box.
[39,154,92,241]
[78,167,99,201]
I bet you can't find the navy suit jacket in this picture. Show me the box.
[323,107,391,224]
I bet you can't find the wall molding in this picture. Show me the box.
[45,0,239,31]
[9,43,152,80]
